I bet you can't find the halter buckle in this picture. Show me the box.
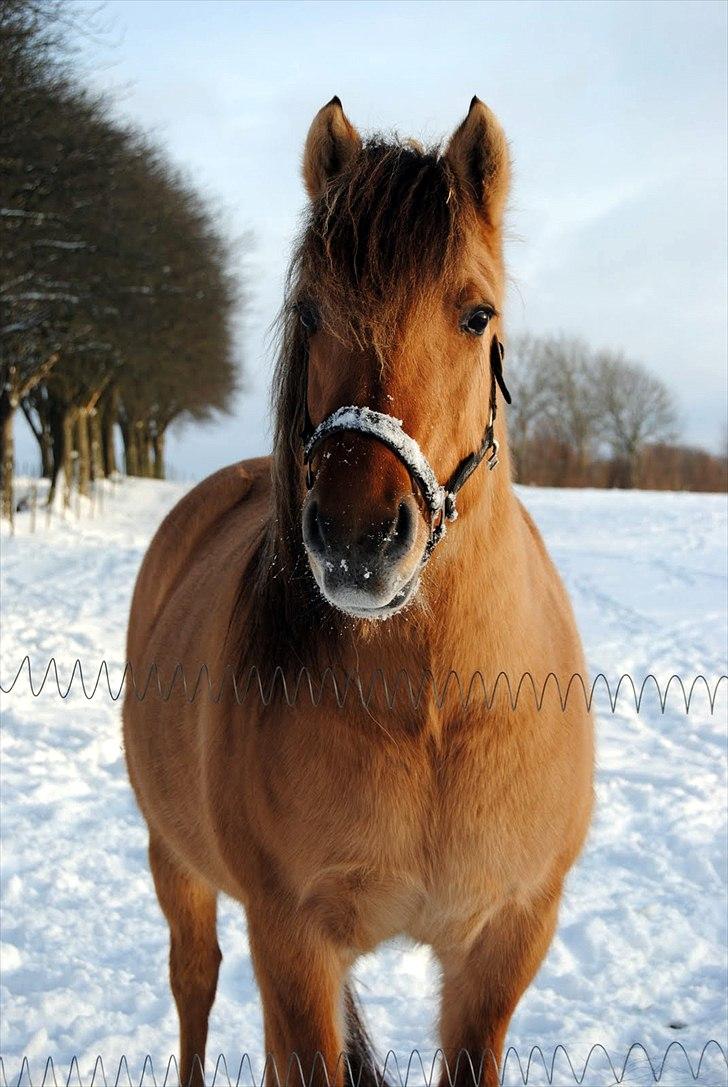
[487,438,500,471]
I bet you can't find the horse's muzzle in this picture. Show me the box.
[301,492,423,619]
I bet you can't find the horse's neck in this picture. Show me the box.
[410,464,526,677]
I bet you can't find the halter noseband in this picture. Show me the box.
[302,335,511,561]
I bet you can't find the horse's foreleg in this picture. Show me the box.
[437,888,562,1087]
[247,907,349,1087]
[149,835,222,1087]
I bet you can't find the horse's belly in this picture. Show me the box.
[296,862,426,952]
[407,754,591,951]
[277,795,428,951]
[280,803,520,953]
[289,809,553,956]
[408,825,556,952]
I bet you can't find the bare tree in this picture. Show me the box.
[540,336,600,481]
[593,351,678,487]
[2,0,243,515]
[0,351,58,516]
[505,335,682,490]
[506,334,600,484]
[505,334,553,482]
[0,0,113,509]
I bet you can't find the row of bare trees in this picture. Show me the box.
[0,0,240,518]
[507,335,726,491]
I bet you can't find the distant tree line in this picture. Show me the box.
[0,0,241,518]
[508,335,727,492]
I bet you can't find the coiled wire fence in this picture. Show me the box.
[1,658,726,715]
[1,1044,728,1087]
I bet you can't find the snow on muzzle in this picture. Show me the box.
[301,408,439,618]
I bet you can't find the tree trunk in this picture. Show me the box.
[22,397,55,478]
[62,408,76,508]
[41,423,53,477]
[76,408,91,496]
[47,397,65,506]
[152,428,166,479]
[121,417,138,476]
[145,432,154,476]
[20,399,43,476]
[101,387,118,476]
[608,455,630,489]
[625,449,639,489]
[89,409,104,481]
[0,387,15,521]
[136,420,151,477]
[1,353,59,512]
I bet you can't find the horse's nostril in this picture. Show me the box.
[389,497,417,559]
[302,500,326,556]
[305,495,418,570]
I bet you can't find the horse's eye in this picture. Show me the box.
[462,307,493,336]
[297,302,319,333]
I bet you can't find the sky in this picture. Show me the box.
[17,0,728,478]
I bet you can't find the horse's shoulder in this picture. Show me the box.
[128,457,271,654]
[155,457,269,543]
[514,496,549,560]
[514,494,584,655]
[514,495,569,602]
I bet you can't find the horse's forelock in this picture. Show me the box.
[301,139,466,339]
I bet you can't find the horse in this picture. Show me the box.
[122,97,594,1087]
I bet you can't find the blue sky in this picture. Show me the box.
[18,0,726,477]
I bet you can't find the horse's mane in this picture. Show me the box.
[231,138,470,678]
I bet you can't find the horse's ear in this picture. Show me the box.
[446,97,510,227]
[302,96,361,200]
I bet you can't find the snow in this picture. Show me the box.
[1,478,726,1086]
[305,406,447,516]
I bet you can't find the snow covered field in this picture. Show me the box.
[1,478,726,1086]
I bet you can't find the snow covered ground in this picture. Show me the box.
[1,477,726,1086]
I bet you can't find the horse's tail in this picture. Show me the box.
[344,984,387,1087]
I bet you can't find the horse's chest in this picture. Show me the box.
[275,721,547,952]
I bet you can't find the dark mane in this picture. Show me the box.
[231,139,469,679]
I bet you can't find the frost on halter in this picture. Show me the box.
[304,405,447,514]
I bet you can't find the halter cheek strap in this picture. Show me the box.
[302,334,511,561]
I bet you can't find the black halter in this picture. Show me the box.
[302,334,511,561]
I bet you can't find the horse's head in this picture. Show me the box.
[290,97,510,620]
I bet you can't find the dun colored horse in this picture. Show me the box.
[123,98,594,1087]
